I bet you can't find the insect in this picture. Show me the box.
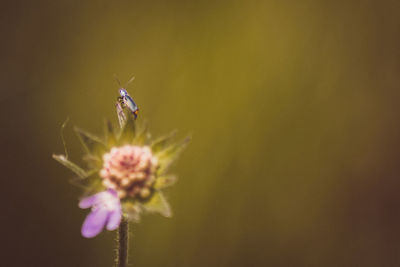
[115,76,139,120]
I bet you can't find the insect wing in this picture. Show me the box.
[124,95,138,113]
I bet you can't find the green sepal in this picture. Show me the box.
[52,154,88,178]
[74,127,107,156]
[104,119,117,147]
[154,175,177,189]
[118,115,136,145]
[151,130,177,153]
[69,171,104,194]
[157,136,191,175]
[142,190,172,217]
[82,155,103,170]
[122,202,142,223]
[133,121,150,145]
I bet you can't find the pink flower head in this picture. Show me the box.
[79,189,122,238]
[100,145,158,199]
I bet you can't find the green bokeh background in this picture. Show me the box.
[1,1,400,266]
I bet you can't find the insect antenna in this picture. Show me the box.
[124,75,136,89]
[113,74,122,88]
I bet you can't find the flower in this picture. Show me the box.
[100,145,158,199]
[53,112,190,238]
[79,189,122,238]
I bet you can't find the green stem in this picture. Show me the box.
[116,216,129,267]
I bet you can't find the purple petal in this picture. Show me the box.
[79,196,98,209]
[107,188,118,197]
[79,191,112,209]
[79,193,101,209]
[106,208,122,230]
[81,208,109,238]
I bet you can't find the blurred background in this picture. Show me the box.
[1,0,400,266]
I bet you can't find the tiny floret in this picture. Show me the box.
[100,145,158,199]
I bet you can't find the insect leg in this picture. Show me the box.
[117,96,126,108]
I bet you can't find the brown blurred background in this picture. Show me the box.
[1,0,400,266]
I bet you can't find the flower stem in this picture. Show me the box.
[116,216,129,267]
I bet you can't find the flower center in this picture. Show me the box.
[100,145,158,199]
